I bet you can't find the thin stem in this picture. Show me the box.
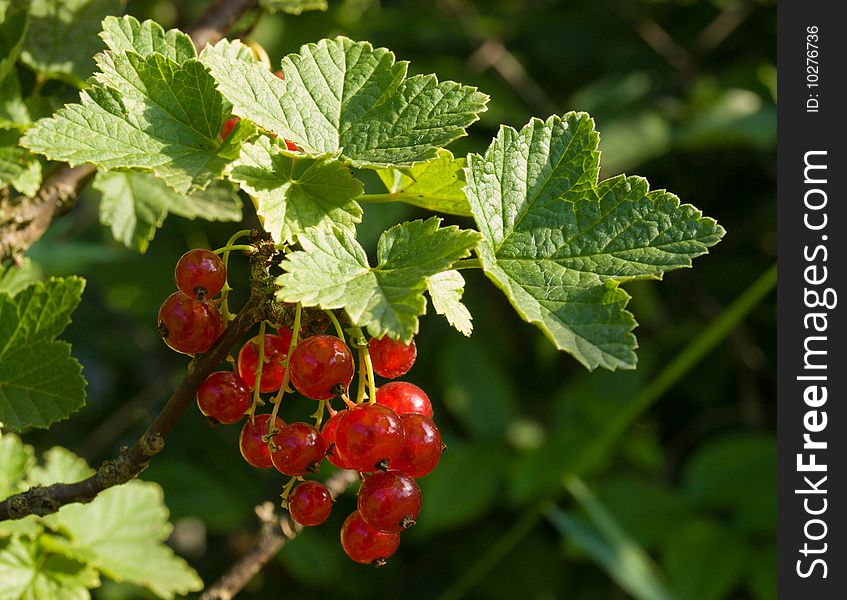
[452,258,482,270]
[324,310,345,340]
[311,399,326,429]
[267,304,302,436]
[279,476,298,506]
[358,193,402,204]
[213,244,256,255]
[350,326,376,403]
[219,229,254,321]
[356,347,367,403]
[248,322,267,416]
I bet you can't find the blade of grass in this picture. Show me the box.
[437,263,777,600]
[544,477,676,600]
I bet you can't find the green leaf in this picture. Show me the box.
[260,0,328,14]
[22,50,229,193]
[46,481,203,599]
[547,478,676,600]
[0,140,41,196]
[427,270,473,335]
[376,149,472,216]
[0,278,86,431]
[0,433,35,500]
[226,135,363,244]
[21,0,122,84]
[276,218,480,341]
[201,37,489,168]
[0,260,42,299]
[0,1,29,83]
[0,73,32,130]
[99,15,196,63]
[94,171,242,252]
[466,113,724,370]
[0,537,99,600]
[661,520,747,600]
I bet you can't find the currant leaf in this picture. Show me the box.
[276,218,480,341]
[0,536,100,600]
[22,48,230,193]
[226,135,363,244]
[427,270,473,336]
[0,131,42,196]
[0,73,32,130]
[20,0,121,84]
[0,278,87,431]
[200,37,489,168]
[94,171,242,253]
[99,15,195,63]
[466,113,725,370]
[375,149,472,216]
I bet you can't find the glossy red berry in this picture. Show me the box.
[288,481,333,526]
[221,116,239,140]
[335,404,404,472]
[197,371,251,424]
[284,139,300,152]
[175,249,227,300]
[237,332,292,393]
[321,410,352,469]
[288,335,355,400]
[158,291,222,355]
[270,422,326,476]
[239,414,285,468]
[340,510,400,566]
[369,337,417,379]
[376,381,432,417]
[392,414,442,478]
[358,470,422,533]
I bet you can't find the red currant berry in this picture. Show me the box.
[274,69,284,79]
[358,470,422,533]
[221,116,239,140]
[237,333,291,393]
[157,291,222,355]
[288,335,355,400]
[340,510,400,566]
[175,249,227,300]
[239,414,285,469]
[284,139,300,152]
[321,410,352,469]
[369,337,417,379]
[335,404,404,472]
[392,414,442,478]
[270,422,327,476]
[376,381,432,417]
[288,481,333,526]
[197,371,251,424]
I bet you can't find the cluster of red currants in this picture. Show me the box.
[158,249,444,566]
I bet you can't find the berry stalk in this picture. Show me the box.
[266,304,302,436]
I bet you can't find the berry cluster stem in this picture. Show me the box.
[219,228,254,321]
[310,399,326,429]
[324,310,345,341]
[266,303,302,436]
[350,326,377,404]
[248,321,267,418]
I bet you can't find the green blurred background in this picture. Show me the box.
[23,0,777,598]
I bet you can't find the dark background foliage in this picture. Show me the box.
[23,0,776,598]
